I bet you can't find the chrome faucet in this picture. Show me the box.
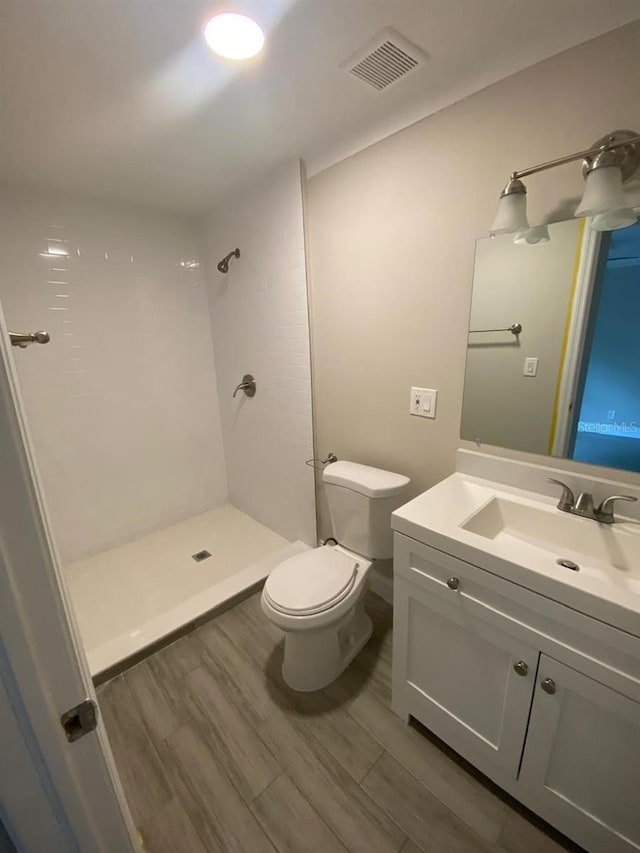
[547,478,637,524]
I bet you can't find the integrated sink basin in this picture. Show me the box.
[392,471,640,637]
[461,495,640,594]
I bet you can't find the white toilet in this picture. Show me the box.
[261,460,410,692]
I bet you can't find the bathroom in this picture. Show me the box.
[1,3,640,852]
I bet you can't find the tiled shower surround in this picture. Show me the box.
[0,160,315,666]
[0,189,228,564]
[200,161,316,546]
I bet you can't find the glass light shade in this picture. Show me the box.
[490,192,529,235]
[513,224,550,245]
[575,165,627,217]
[590,209,638,232]
[204,13,265,60]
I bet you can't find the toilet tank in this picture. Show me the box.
[322,461,410,559]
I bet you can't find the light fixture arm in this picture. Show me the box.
[509,130,640,182]
[490,129,640,237]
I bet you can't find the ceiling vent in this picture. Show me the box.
[342,28,428,92]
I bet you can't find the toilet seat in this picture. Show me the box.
[263,547,359,616]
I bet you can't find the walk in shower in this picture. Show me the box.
[0,161,316,676]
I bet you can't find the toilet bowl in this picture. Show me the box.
[261,460,410,692]
[262,544,373,691]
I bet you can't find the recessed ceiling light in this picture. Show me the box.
[203,13,265,60]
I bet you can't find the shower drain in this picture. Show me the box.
[192,550,212,562]
[557,558,580,572]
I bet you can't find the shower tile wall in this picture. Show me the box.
[200,160,316,545]
[0,190,228,564]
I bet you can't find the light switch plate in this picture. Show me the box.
[523,357,539,377]
[410,387,437,419]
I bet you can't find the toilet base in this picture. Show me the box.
[281,596,373,692]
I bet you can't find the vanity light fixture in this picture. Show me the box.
[513,224,550,245]
[203,13,264,60]
[490,129,640,236]
[590,209,638,232]
[490,178,529,236]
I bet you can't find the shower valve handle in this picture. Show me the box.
[233,374,256,398]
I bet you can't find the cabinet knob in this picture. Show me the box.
[446,577,460,591]
[513,661,529,677]
[541,677,556,695]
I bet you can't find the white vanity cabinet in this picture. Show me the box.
[392,546,539,777]
[392,532,640,853]
[520,655,640,853]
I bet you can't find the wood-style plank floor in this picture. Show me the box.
[97,591,581,853]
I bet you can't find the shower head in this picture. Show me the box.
[217,248,240,273]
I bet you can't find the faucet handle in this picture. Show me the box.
[232,374,256,398]
[547,478,575,512]
[596,494,638,524]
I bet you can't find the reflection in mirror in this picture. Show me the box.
[461,216,640,474]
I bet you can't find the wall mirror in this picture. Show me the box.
[461,216,640,474]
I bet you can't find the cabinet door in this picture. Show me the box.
[520,655,640,853]
[394,575,539,778]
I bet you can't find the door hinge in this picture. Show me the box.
[60,698,98,742]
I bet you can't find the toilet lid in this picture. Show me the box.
[264,548,358,616]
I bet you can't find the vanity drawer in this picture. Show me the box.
[393,532,640,701]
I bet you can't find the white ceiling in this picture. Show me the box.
[1,0,639,213]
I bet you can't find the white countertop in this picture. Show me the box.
[392,472,640,639]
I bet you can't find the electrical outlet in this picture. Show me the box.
[410,387,437,419]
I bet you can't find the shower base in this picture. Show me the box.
[64,504,307,676]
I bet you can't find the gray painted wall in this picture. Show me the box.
[307,21,640,538]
